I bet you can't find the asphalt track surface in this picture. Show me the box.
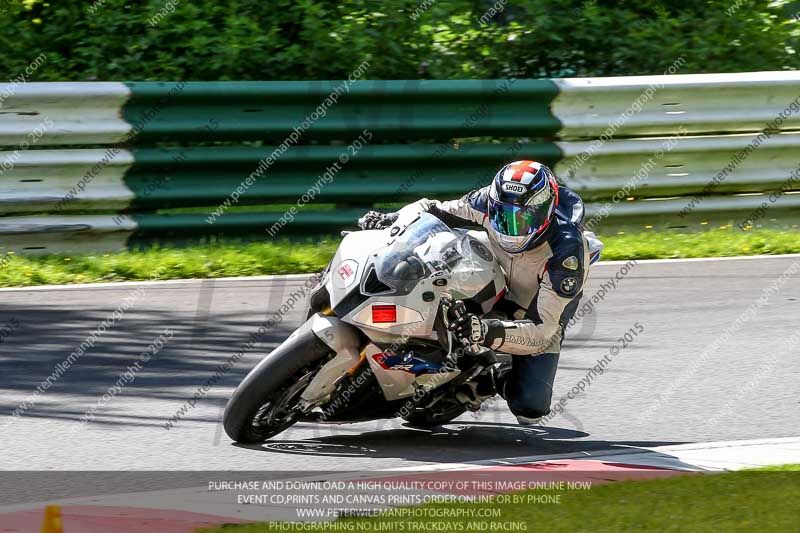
[1,255,798,478]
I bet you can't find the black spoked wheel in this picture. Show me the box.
[223,324,333,444]
[244,370,317,442]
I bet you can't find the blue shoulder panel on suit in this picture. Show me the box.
[546,218,585,298]
[555,186,585,225]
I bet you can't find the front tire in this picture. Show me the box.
[223,323,332,443]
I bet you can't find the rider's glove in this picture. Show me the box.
[447,301,486,345]
[358,210,399,230]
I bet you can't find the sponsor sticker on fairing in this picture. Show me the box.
[333,259,359,289]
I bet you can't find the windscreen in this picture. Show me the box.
[373,213,464,290]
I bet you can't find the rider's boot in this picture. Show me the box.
[455,363,510,411]
[454,382,485,411]
[475,362,544,424]
[514,415,543,425]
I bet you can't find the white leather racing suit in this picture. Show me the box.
[398,185,603,356]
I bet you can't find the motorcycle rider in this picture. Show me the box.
[358,160,602,424]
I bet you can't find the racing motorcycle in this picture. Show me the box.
[223,211,509,443]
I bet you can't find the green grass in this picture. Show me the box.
[0,227,797,288]
[198,466,800,533]
[0,239,339,287]
[750,463,800,472]
[602,226,800,260]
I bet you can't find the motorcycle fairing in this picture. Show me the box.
[364,344,461,401]
[317,212,506,402]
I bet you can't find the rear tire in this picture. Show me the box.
[402,400,466,428]
[223,324,332,443]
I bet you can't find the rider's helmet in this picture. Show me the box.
[488,160,559,253]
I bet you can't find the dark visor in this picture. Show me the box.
[489,199,552,237]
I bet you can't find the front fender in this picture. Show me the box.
[299,314,362,405]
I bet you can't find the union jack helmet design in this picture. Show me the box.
[488,160,559,253]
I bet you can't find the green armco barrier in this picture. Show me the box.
[2,74,799,148]
[0,73,797,255]
[131,209,365,240]
[122,80,561,142]
[124,143,563,209]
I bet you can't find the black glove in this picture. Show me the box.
[358,210,398,230]
[447,300,486,345]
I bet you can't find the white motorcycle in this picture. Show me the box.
[224,211,509,443]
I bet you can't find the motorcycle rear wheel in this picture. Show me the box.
[402,399,466,428]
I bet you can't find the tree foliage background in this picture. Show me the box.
[0,0,798,80]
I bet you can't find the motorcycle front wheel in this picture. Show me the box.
[223,327,331,443]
